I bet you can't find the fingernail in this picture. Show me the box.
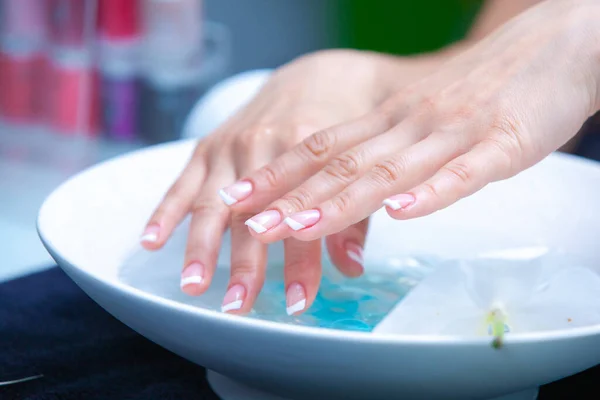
[222,284,246,313]
[284,209,321,231]
[218,180,253,206]
[140,224,160,243]
[286,282,306,316]
[245,210,281,234]
[383,194,415,211]
[180,262,204,292]
[345,242,364,268]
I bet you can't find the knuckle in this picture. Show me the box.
[159,194,188,218]
[191,200,228,218]
[416,95,438,114]
[376,99,401,125]
[443,162,472,185]
[323,152,362,183]
[239,125,276,147]
[422,181,441,199]
[256,164,282,189]
[301,129,336,161]
[164,180,186,200]
[482,137,516,176]
[278,187,312,213]
[447,104,476,124]
[230,260,257,277]
[285,260,320,280]
[490,114,525,156]
[371,158,405,187]
[330,191,352,214]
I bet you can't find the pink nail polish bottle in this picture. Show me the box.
[46,0,100,137]
[0,0,48,126]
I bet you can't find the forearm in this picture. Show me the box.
[379,0,545,80]
[467,0,544,42]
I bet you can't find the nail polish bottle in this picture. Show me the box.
[97,0,140,142]
[139,0,204,144]
[46,0,99,137]
[0,0,48,126]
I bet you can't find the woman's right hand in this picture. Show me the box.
[240,0,600,245]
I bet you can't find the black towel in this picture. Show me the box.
[0,267,597,400]
[0,267,218,400]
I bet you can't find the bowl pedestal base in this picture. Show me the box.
[206,370,539,400]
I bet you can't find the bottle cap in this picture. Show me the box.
[48,0,87,48]
[98,0,140,40]
[140,0,203,75]
[0,0,47,46]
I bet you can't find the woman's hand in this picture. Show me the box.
[140,49,442,315]
[240,0,600,243]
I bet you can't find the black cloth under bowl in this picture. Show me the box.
[0,267,598,400]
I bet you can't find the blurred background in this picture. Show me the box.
[1,0,598,280]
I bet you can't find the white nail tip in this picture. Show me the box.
[347,250,363,265]
[180,276,203,287]
[218,189,238,206]
[245,219,267,233]
[221,300,243,313]
[286,299,306,316]
[140,232,158,243]
[283,217,305,231]
[382,198,401,211]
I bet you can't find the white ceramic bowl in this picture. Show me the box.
[38,140,600,400]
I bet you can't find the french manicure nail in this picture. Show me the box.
[345,242,364,267]
[286,282,306,316]
[222,284,246,313]
[383,194,415,211]
[218,180,253,206]
[245,210,281,233]
[140,224,160,243]
[284,209,321,231]
[180,262,204,291]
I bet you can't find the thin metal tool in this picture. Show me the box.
[0,374,44,386]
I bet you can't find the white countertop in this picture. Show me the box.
[0,125,144,282]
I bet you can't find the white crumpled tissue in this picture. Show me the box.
[373,247,600,347]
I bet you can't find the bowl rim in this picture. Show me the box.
[36,140,600,346]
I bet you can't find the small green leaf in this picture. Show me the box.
[487,308,506,350]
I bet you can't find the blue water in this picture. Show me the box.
[247,255,438,332]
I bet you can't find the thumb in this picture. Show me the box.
[325,217,369,278]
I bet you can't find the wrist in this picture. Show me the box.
[550,0,600,114]
[574,0,600,114]
[577,3,600,113]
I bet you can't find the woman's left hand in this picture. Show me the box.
[237,0,600,243]
[141,49,440,315]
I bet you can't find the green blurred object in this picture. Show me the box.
[339,0,484,55]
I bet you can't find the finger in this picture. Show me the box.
[325,218,369,278]
[284,238,322,316]
[246,118,426,243]
[181,159,236,296]
[284,133,472,241]
[385,140,513,220]
[141,146,207,250]
[218,111,394,210]
[222,211,268,314]
[222,136,275,313]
